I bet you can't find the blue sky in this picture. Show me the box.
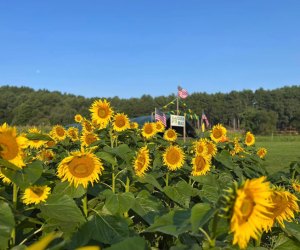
[1,1,299,98]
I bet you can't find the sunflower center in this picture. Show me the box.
[213,129,222,139]
[166,149,180,165]
[116,118,125,127]
[98,108,107,118]
[0,135,19,160]
[240,197,255,220]
[246,136,252,143]
[144,125,153,134]
[136,155,146,171]
[271,193,286,217]
[167,130,175,138]
[56,127,65,137]
[195,156,206,171]
[31,187,44,197]
[68,156,95,178]
[85,134,97,145]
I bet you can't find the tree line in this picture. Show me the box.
[0,85,300,134]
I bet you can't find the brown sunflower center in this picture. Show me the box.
[270,193,286,217]
[85,134,97,145]
[195,156,206,171]
[213,129,222,139]
[98,108,108,118]
[136,154,146,171]
[0,135,19,160]
[166,148,180,165]
[144,124,153,134]
[56,127,65,137]
[167,130,176,138]
[31,187,44,197]
[246,136,253,143]
[240,197,255,220]
[116,118,125,127]
[68,156,95,178]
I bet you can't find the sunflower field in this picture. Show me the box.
[0,99,299,250]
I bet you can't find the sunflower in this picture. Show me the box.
[113,113,130,132]
[0,170,11,185]
[292,179,300,193]
[57,150,104,188]
[193,139,208,156]
[133,146,151,177]
[81,119,94,133]
[50,125,67,141]
[230,176,273,249]
[210,124,227,143]
[0,123,27,168]
[80,132,99,147]
[257,147,267,159]
[67,127,79,142]
[163,128,177,142]
[205,139,217,157]
[245,131,255,146]
[27,127,47,149]
[89,99,113,128]
[163,145,185,171]
[130,122,139,129]
[191,154,211,176]
[22,185,51,205]
[74,114,83,123]
[155,121,165,133]
[37,149,54,162]
[141,122,157,139]
[230,137,244,156]
[263,187,299,230]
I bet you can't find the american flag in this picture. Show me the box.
[201,113,209,127]
[177,86,188,99]
[155,108,167,126]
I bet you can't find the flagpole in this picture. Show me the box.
[176,95,179,115]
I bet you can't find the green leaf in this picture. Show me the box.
[26,133,53,141]
[104,190,135,215]
[190,203,212,232]
[137,173,163,191]
[52,182,86,198]
[214,150,234,169]
[0,201,15,250]
[283,222,300,242]
[131,190,165,224]
[146,209,191,237]
[105,236,148,250]
[112,144,134,163]
[1,160,43,189]
[164,180,194,208]
[273,234,300,250]
[40,194,85,223]
[96,151,117,166]
[68,214,130,248]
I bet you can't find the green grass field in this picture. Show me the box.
[256,135,300,174]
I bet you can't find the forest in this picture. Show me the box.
[0,85,300,134]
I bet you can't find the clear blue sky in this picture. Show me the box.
[1,1,299,98]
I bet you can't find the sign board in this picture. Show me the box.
[170,115,185,127]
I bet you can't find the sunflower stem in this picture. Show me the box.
[82,190,88,217]
[11,183,18,246]
[112,165,116,193]
[292,169,296,180]
[199,227,215,247]
[165,172,169,187]
[124,176,130,218]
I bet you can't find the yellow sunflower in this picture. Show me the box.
[130,122,139,129]
[89,99,113,128]
[194,139,208,156]
[245,131,255,146]
[257,147,267,159]
[191,154,211,176]
[141,122,157,139]
[133,146,151,177]
[67,127,79,142]
[210,124,227,143]
[80,132,99,147]
[163,145,185,171]
[74,114,83,123]
[27,127,47,149]
[57,150,104,188]
[0,123,27,168]
[264,187,299,230]
[230,176,273,249]
[22,185,51,205]
[155,121,165,133]
[50,125,67,141]
[37,149,54,162]
[163,128,177,142]
[113,113,130,132]
[230,137,244,156]
[81,119,94,133]
[292,179,300,193]
[205,139,217,157]
[0,170,11,185]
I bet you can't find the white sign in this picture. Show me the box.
[170,115,185,127]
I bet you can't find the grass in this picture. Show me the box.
[256,135,300,174]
